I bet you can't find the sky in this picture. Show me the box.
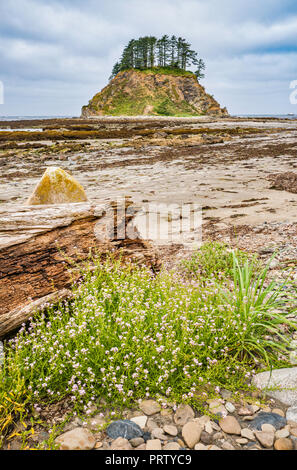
[0,0,297,116]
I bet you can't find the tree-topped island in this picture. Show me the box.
[110,35,206,80]
[81,35,228,117]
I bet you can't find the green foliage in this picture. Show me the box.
[182,241,256,281]
[110,35,206,79]
[0,250,295,439]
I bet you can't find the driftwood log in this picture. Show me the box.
[0,202,159,338]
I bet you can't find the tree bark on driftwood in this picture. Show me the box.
[0,202,159,338]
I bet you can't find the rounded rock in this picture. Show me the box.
[106,420,143,440]
[219,416,241,435]
[182,421,203,449]
[274,438,294,450]
[139,400,161,416]
[174,404,195,426]
[55,427,96,450]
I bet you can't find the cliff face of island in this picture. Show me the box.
[81,69,228,117]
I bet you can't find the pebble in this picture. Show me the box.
[274,438,294,450]
[182,421,203,449]
[146,439,162,450]
[238,407,253,416]
[131,415,147,429]
[174,404,195,426]
[290,427,297,437]
[236,438,248,445]
[139,400,161,416]
[106,420,143,440]
[55,428,96,450]
[110,437,132,450]
[207,399,227,417]
[147,418,159,431]
[163,442,181,450]
[249,412,286,431]
[221,441,235,450]
[225,402,235,413]
[219,416,241,435]
[130,437,145,447]
[151,427,168,440]
[163,424,178,436]
[241,428,255,440]
[200,431,213,445]
[261,423,276,433]
[275,428,290,439]
[254,431,275,448]
[286,407,297,425]
[272,408,285,417]
[195,443,207,450]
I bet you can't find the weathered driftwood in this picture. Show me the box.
[0,202,159,338]
[0,289,72,338]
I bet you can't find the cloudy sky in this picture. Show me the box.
[0,0,297,116]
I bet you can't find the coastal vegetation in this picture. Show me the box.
[1,244,295,444]
[110,35,206,79]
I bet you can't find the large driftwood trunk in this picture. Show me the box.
[0,203,159,338]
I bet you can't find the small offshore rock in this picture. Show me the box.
[219,416,241,435]
[174,404,195,426]
[249,412,286,431]
[55,428,96,450]
[106,420,143,440]
[139,400,161,416]
[254,431,275,448]
[182,421,202,449]
[146,439,162,450]
[274,438,293,450]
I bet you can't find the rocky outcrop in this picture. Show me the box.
[81,69,228,117]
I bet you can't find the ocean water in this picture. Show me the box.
[234,114,296,119]
[0,116,73,121]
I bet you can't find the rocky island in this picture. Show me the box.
[82,35,228,117]
[81,68,228,117]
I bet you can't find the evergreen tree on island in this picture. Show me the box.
[110,35,206,80]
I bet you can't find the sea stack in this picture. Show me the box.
[26,167,88,205]
[81,69,228,117]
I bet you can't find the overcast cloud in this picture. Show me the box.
[0,0,297,116]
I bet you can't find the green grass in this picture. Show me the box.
[126,67,196,77]
[1,245,296,445]
[181,241,257,281]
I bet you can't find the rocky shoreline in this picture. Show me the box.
[1,115,297,451]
